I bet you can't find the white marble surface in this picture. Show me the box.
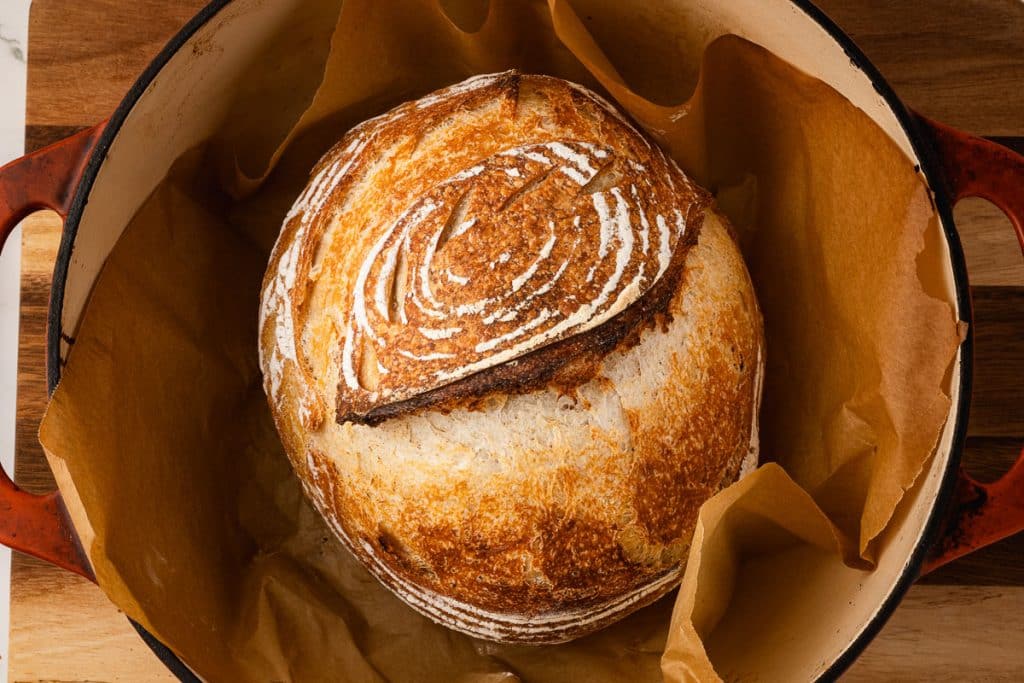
[0,2,30,681]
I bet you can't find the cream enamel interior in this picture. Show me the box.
[54,0,965,680]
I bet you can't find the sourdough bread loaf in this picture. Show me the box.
[259,71,764,643]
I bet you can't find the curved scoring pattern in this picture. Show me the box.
[340,140,696,418]
[260,70,710,426]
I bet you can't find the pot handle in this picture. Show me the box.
[914,113,1024,573]
[0,123,106,580]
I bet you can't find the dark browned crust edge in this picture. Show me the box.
[337,194,710,426]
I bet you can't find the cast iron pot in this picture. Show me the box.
[0,1,1022,680]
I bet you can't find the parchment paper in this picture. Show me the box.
[39,1,961,680]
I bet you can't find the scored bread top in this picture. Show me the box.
[259,71,710,427]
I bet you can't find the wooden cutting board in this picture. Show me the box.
[12,1,1024,680]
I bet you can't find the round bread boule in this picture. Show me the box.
[258,71,764,644]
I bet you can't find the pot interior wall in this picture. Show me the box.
[57,0,965,680]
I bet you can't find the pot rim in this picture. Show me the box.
[44,0,974,680]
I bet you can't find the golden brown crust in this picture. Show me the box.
[259,72,763,643]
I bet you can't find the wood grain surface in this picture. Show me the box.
[11,1,1024,681]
